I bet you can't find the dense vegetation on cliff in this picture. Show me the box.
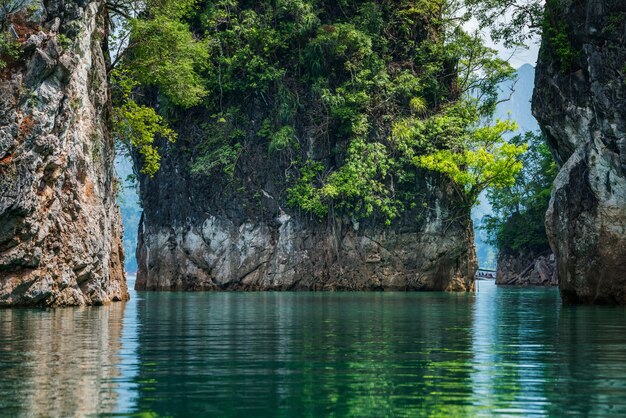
[110,0,525,225]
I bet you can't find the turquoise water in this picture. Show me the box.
[2,280,626,416]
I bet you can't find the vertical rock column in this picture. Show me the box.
[533,1,626,303]
[0,0,128,306]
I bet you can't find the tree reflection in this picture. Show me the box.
[5,284,626,416]
[131,292,476,416]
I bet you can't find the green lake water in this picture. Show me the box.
[2,279,626,416]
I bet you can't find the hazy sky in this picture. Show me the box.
[486,34,541,69]
[464,1,543,69]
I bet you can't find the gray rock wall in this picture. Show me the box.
[137,212,476,292]
[0,1,128,306]
[136,123,477,292]
[533,0,626,303]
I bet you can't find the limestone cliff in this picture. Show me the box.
[533,1,626,303]
[135,127,476,292]
[132,2,480,292]
[0,1,128,306]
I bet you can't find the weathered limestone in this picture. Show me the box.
[137,212,476,292]
[496,250,557,287]
[135,127,477,292]
[0,1,128,306]
[533,1,626,303]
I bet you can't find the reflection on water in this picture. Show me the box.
[2,281,626,416]
[0,302,126,416]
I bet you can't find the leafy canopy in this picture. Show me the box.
[483,132,558,253]
[126,13,208,108]
[415,119,525,207]
[464,0,544,48]
[110,0,525,225]
[464,0,581,73]
[107,0,207,175]
[111,69,177,177]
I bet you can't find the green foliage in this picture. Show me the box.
[0,31,21,70]
[114,0,520,225]
[191,142,242,178]
[289,136,400,223]
[111,69,177,177]
[201,2,288,95]
[196,0,517,223]
[453,29,516,115]
[465,0,579,73]
[127,13,208,107]
[464,0,544,48]
[303,23,374,79]
[542,0,578,73]
[321,138,400,224]
[287,161,328,218]
[190,109,245,178]
[415,119,525,207]
[268,126,298,154]
[56,34,72,50]
[483,132,558,253]
[107,0,207,177]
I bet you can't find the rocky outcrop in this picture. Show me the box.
[136,132,476,292]
[0,1,128,306]
[133,3,478,293]
[137,213,476,292]
[496,250,557,287]
[533,1,626,303]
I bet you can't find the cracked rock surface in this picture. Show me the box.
[533,0,626,303]
[496,250,557,287]
[135,127,476,292]
[0,1,128,306]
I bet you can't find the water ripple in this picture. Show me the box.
[2,281,626,416]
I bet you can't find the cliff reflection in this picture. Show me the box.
[132,291,476,416]
[554,305,626,415]
[4,283,626,416]
[0,302,127,416]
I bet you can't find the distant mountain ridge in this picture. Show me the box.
[495,64,539,133]
[116,156,141,273]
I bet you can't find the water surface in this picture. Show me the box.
[2,280,626,416]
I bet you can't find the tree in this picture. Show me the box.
[483,132,557,253]
[415,119,525,208]
[464,0,544,48]
[106,0,207,176]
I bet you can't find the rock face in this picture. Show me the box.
[533,1,626,303]
[136,136,476,292]
[496,250,557,287]
[0,1,128,306]
[132,2,479,293]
